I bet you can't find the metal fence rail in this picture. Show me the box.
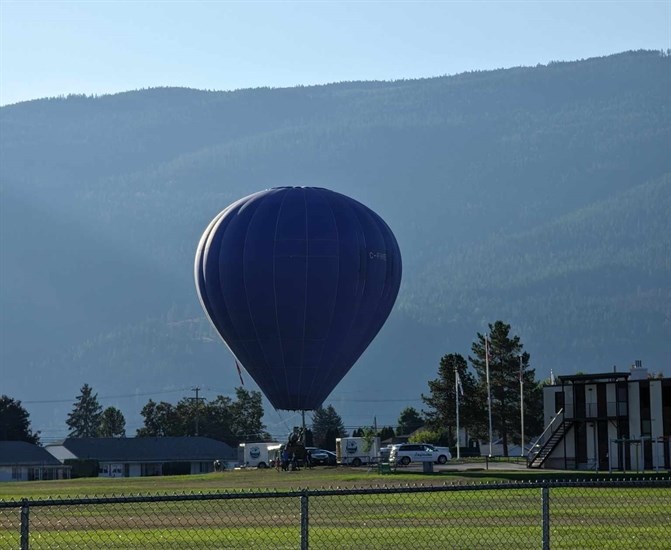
[1,479,669,549]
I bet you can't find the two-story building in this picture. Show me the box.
[530,364,670,471]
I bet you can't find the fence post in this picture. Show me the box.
[20,498,30,550]
[300,490,309,550]
[541,484,550,550]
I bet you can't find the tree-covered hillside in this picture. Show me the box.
[1,50,669,438]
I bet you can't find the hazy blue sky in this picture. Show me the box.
[1,1,669,106]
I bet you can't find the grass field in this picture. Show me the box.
[1,463,667,500]
[1,467,669,549]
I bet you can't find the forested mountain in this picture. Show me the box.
[1,50,669,439]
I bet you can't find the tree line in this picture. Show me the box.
[2,321,547,456]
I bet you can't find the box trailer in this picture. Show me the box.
[238,442,281,468]
[335,436,381,466]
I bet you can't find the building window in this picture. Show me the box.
[639,382,651,419]
[617,382,628,416]
[641,420,652,437]
[554,391,564,414]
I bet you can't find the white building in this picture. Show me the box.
[45,436,237,477]
[531,364,670,471]
[0,441,70,482]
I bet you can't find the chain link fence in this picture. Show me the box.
[1,479,669,549]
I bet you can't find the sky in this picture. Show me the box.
[1,0,669,107]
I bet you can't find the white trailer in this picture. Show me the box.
[335,436,381,466]
[238,442,280,469]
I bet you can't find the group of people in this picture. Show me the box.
[274,445,313,471]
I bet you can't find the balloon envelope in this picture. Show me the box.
[195,187,402,410]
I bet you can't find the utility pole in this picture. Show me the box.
[189,387,205,436]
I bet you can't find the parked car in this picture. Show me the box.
[424,444,452,464]
[389,443,452,465]
[306,447,337,466]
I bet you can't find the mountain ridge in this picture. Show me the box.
[1,50,669,438]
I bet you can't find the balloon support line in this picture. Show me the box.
[272,408,302,437]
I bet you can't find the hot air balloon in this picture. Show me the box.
[195,187,402,411]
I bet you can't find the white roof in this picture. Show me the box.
[44,444,77,462]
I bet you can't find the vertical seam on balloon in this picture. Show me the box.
[320,195,367,400]
[240,193,280,402]
[204,204,257,380]
[198,210,245,365]
[195,210,225,331]
[350,209,390,357]
[273,191,291,409]
[299,188,308,411]
[304,190,340,408]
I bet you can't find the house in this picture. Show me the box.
[531,363,670,471]
[0,441,71,482]
[45,436,237,478]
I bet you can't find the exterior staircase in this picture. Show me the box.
[527,409,573,469]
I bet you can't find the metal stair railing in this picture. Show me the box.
[527,408,572,468]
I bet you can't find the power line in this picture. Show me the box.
[329,397,424,403]
[21,387,194,405]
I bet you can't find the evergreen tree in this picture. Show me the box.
[311,404,347,450]
[98,406,126,437]
[469,321,543,456]
[421,353,481,446]
[377,426,395,441]
[302,427,314,447]
[0,395,40,443]
[66,383,103,438]
[396,406,424,436]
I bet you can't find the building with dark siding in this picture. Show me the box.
[531,364,670,471]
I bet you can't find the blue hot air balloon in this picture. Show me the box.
[195,187,402,411]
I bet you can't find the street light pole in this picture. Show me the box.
[455,364,460,460]
[519,356,525,458]
[485,335,493,457]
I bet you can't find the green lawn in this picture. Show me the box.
[1,465,666,500]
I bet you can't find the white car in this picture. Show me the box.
[390,443,452,465]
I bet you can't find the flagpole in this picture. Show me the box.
[519,355,525,458]
[455,365,460,460]
[485,334,493,457]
